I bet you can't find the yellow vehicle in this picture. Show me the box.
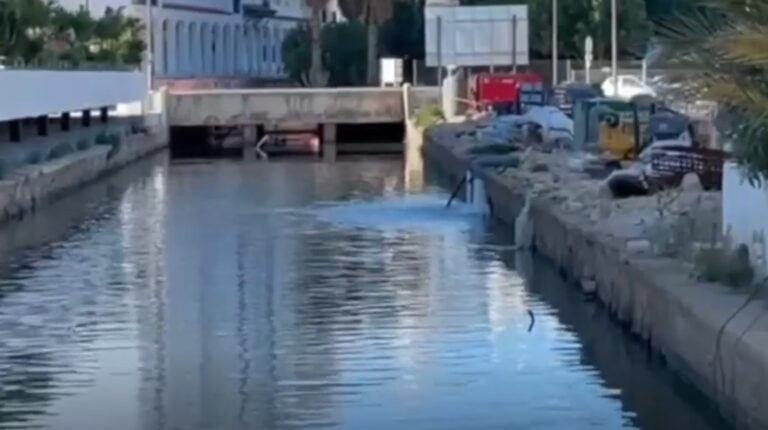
[573,98,655,160]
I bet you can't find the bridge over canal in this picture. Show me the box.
[166,86,439,158]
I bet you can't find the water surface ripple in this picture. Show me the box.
[0,157,730,430]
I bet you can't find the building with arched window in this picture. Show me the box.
[57,0,310,83]
[139,0,308,82]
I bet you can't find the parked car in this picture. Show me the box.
[601,75,656,101]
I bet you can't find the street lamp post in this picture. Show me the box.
[552,0,557,86]
[611,0,618,97]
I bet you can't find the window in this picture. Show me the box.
[621,76,644,89]
[322,9,327,23]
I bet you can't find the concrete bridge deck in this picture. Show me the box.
[166,86,439,127]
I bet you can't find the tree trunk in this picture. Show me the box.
[366,23,378,86]
[308,7,326,86]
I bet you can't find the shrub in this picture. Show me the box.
[24,151,44,165]
[76,138,92,151]
[694,244,755,288]
[414,104,445,129]
[47,142,75,160]
[106,133,122,160]
[95,132,110,145]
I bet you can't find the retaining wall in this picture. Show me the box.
[423,131,768,430]
[0,130,167,223]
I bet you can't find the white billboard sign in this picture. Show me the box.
[425,5,529,67]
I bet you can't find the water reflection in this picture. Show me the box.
[0,157,731,430]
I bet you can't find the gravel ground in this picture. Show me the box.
[428,120,723,264]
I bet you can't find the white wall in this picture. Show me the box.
[0,70,146,121]
[722,161,768,275]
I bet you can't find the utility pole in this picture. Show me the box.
[551,0,558,86]
[611,0,618,97]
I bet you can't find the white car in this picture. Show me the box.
[601,75,656,101]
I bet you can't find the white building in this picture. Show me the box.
[60,0,311,81]
[136,0,308,81]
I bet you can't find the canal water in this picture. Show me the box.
[0,154,731,430]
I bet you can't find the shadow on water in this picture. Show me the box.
[481,223,733,430]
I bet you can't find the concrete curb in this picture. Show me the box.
[0,130,167,224]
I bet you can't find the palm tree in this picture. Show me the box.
[305,0,330,86]
[339,0,394,85]
[657,0,768,181]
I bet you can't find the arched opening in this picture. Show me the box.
[161,19,169,75]
[251,24,260,74]
[223,24,232,74]
[211,24,219,75]
[234,25,243,74]
[175,21,185,75]
[201,23,209,75]
[188,22,198,75]
[272,27,280,74]
[242,27,250,74]
[262,26,270,74]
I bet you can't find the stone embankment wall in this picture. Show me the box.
[0,129,167,223]
[423,125,768,430]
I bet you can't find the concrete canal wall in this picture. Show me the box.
[0,126,167,224]
[423,129,768,430]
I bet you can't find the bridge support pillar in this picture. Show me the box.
[322,124,337,162]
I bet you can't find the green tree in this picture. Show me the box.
[1,0,143,67]
[339,0,394,84]
[0,0,55,63]
[460,0,651,60]
[379,0,424,60]
[305,0,330,86]
[657,0,768,181]
[282,21,367,87]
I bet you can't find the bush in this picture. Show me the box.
[106,133,122,160]
[414,104,445,129]
[694,244,755,288]
[76,138,92,151]
[24,151,44,165]
[47,142,75,160]
[282,21,367,87]
[95,132,110,145]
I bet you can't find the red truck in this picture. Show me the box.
[470,73,546,114]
